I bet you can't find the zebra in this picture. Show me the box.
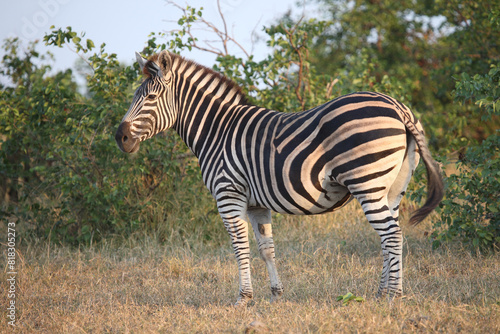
[115,50,444,306]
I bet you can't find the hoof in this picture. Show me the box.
[234,294,252,308]
[376,287,387,299]
[270,286,283,303]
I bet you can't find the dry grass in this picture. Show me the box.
[2,201,499,333]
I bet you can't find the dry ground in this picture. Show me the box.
[2,201,499,333]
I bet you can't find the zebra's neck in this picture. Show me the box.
[170,56,248,159]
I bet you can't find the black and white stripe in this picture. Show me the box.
[115,51,444,305]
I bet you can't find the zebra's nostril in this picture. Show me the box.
[123,135,128,143]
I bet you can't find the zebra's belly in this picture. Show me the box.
[250,178,353,216]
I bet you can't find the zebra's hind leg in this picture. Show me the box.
[247,207,284,303]
[387,130,420,219]
[361,196,403,299]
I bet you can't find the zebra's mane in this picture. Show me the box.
[144,52,249,106]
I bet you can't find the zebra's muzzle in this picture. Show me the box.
[115,122,140,153]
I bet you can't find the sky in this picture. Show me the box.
[0,0,315,79]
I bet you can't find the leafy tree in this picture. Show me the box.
[311,0,500,150]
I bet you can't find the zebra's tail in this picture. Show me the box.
[405,120,444,225]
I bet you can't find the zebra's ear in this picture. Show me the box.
[135,52,148,72]
[157,50,172,78]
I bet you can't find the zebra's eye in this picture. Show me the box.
[146,93,157,100]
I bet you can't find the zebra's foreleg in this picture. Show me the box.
[215,174,256,306]
[361,199,403,299]
[247,207,284,302]
[223,216,253,306]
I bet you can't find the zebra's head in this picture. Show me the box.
[115,51,175,153]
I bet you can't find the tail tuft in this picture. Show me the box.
[409,149,444,225]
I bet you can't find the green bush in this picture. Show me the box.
[0,31,204,245]
[431,65,500,251]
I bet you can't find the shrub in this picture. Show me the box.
[0,31,202,245]
[431,65,500,251]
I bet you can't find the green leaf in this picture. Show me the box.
[336,292,364,306]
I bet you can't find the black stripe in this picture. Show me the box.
[364,205,390,215]
[344,165,396,187]
[351,186,386,196]
[360,196,384,206]
[331,146,406,180]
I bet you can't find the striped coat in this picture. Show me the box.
[116,51,444,306]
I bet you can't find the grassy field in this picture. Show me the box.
[2,201,499,333]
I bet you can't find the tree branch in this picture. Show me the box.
[165,0,250,58]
